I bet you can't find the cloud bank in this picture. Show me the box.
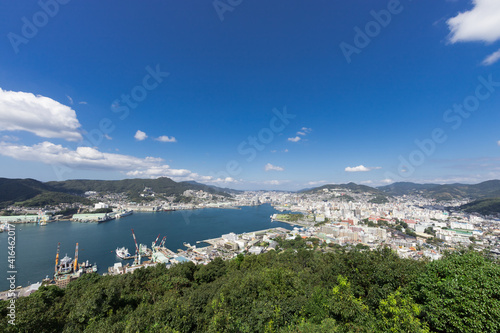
[345,165,381,172]
[0,140,236,184]
[155,135,177,143]
[264,163,284,172]
[447,0,500,43]
[0,88,82,141]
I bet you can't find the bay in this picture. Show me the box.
[0,204,292,291]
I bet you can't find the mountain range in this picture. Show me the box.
[377,180,500,201]
[0,177,233,208]
[2,178,500,214]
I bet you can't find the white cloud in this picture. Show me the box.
[483,49,500,65]
[345,165,370,172]
[264,163,284,172]
[1,135,19,142]
[79,101,87,105]
[0,88,82,141]
[297,127,312,136]
[0,140,237,184]
[345,165,381,172]
[447,0,500,43]
[134,130,147,141]
[155,135,177,143]
[284,149,289,153]
[288,136,301,142]
[497,140,500,146]
[66,95,73,105]
[419,176,484,184]
[380,179,393,184]
[261,180,289,186]
[360,180,373,184]
[105,134,112,140]
[307,180,327,186]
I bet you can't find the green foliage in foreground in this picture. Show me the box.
[1,247,499,332]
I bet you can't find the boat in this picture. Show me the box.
[57,255,74,275]
[53,243,98,288]
[116,210,133,219]
[80,260,98,273]
[116,247,131,259]
[97,214,114,223]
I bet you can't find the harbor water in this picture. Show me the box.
[0,204,292,291]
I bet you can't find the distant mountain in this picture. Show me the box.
[301,182,386,196]
[0,178,90,208]
[181,181,243,195]
[46,177,233,198]
[0,178,50,203]
[0,177,236,208]
[377,182,439,196]
[379,180,500,201]
[460,198,500,215]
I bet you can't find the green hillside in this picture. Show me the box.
[0,177,234,208]
[46,177,232,197]
[460,197,500,215]
[0,178,88,208]
[14,192,92,207]
[377,182,439,196]
[1,244,499,332]
[303,182,386,196]
[379,180,500,201]
[0,178,51,206]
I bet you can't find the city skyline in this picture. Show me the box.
[1,0,500,191]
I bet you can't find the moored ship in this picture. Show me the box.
[53,242,97,288]
[116,210,133,219]
[116,247,132,259]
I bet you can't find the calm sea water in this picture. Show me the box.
[0,204,292,290]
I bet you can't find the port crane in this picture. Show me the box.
[74,243,79,272]
[54,242,60,275]
[152,233,161,249]
[159,236,166,248]
[131,229,141,265]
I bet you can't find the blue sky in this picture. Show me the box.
[0,0,499,190]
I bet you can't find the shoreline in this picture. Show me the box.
[0,206,248,224]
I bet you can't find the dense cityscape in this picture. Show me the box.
[2,181,500,280]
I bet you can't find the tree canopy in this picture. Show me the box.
[1,244,498,332]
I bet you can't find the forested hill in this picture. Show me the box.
[0,177,234,208]
[0,178,91,208]
[460,197,500,215]
[301,182,386,196]
[379,180,500,201]
[46,177,233,197]
[2,240,499,332]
